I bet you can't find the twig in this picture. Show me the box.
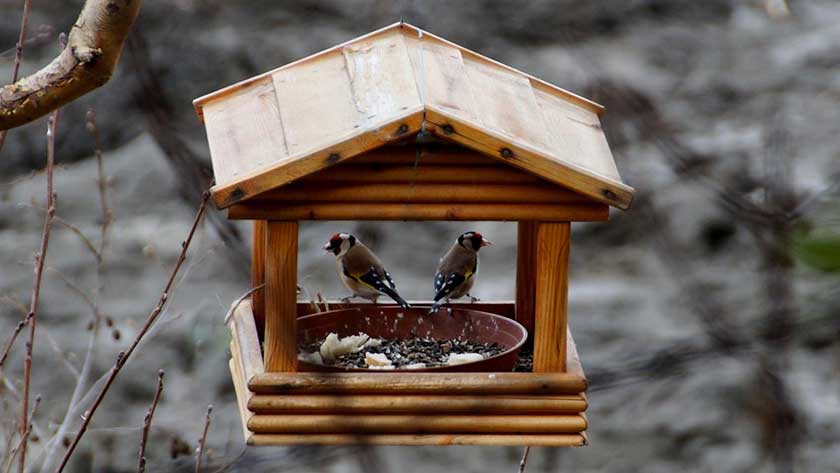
[20,109,59,473]
[56,183,212,473]
[0,0,31,153]
[195,405,212,473]
[518,446,531,473]
[87,108,112,256]
[6,395,40,473]
[52,216,100,260]
[138,370,164,473]
[0,320,26,369]
[223,285,264,326]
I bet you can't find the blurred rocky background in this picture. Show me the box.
[1,0,840,471]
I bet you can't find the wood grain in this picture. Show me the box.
[248,394,586,415]
[516,221,538,344]
[202,77,288,187]
[425,109,633,209]
[251,220,266,337]
[263,221,298,372]
[227,202,609,222]
[249,372,586,395]
[533,222,571,372]
[300,164,541,184]
[211,109,424,208]
[230,299,264,383]
[229,350,253,442]
[262,182,588,204]
[247,414,587,434]
[247,433,586,447]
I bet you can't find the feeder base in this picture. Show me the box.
[228,299,589,447]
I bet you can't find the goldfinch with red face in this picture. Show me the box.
[323,233,411,308]
[429,231,492,314]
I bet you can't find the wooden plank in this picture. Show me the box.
[272,50,362,157]
[202,77,289,187]
[300,164,542,184]
[342,30,421,127]
[248,433,586,447]
[534,88,621,182]
[249,372,586,395]
[264,221,298,372]
[262,183,589,204]
[404,34,478,122]
[227,202,609,222]
[194,23,408,121]
[229,353,253,442]
[248,414,586,434]
[424,110,633,209]
[398,23,604,116]
[350,146,497,165]
[211,109,423,208]
[533,222,570,372]
[230,299,265,382]
[463,57,548,149]
[296,300,516,319]
[566,327,586,382]
[516,221,538,344]
[251,220,266,337]
[248,394,586,415]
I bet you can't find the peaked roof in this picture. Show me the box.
[194,22,634,210]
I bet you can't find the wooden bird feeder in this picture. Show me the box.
[194,23,634,447]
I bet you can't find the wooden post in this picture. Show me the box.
[516,221,537,345]
[532,222,570,372]
[252,220,266,338]
[264,221,298,372]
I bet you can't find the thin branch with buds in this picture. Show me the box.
[138,370,164,473]
[6,395,40,473]
[518,446,531,473]
[0,0,31,153]
[19,109,59,473]
[56,184,212,473]
[195,405,212,473]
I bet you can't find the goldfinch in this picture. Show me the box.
[430,231,492,314]
[323,233,411,308]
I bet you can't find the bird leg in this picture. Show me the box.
[467,293,480,303]
[340,295,354,304]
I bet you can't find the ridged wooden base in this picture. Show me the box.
[228,299,589,446]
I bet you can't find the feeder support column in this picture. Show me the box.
[264,221,299,371]
[532,222,570,372]
[516,221,538,344]
[252,220,266,339]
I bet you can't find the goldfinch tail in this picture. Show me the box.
[381,287,411,309]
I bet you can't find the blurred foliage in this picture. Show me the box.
[794,230,840,272]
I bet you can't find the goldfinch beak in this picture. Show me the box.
[323,242,333,251]
[481,239,493,247]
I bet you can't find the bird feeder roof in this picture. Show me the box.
[194,22,634,210]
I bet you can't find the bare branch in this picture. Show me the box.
[0,0,145,130]
[53,216,100,261]
[518,446,531,473]
[56,184,212,473]
[195,405,212,473]
[0,0,32,151]
[138,370,164,473]
[20,109,59,473]
[222,285,264,326]
[0,319,26,370]
[6,395,40,473]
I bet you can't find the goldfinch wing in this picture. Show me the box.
[345,265,390,293]
[433,271,466,302]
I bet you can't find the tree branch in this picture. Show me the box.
[0,0,144,130]
[55,184,211,473]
